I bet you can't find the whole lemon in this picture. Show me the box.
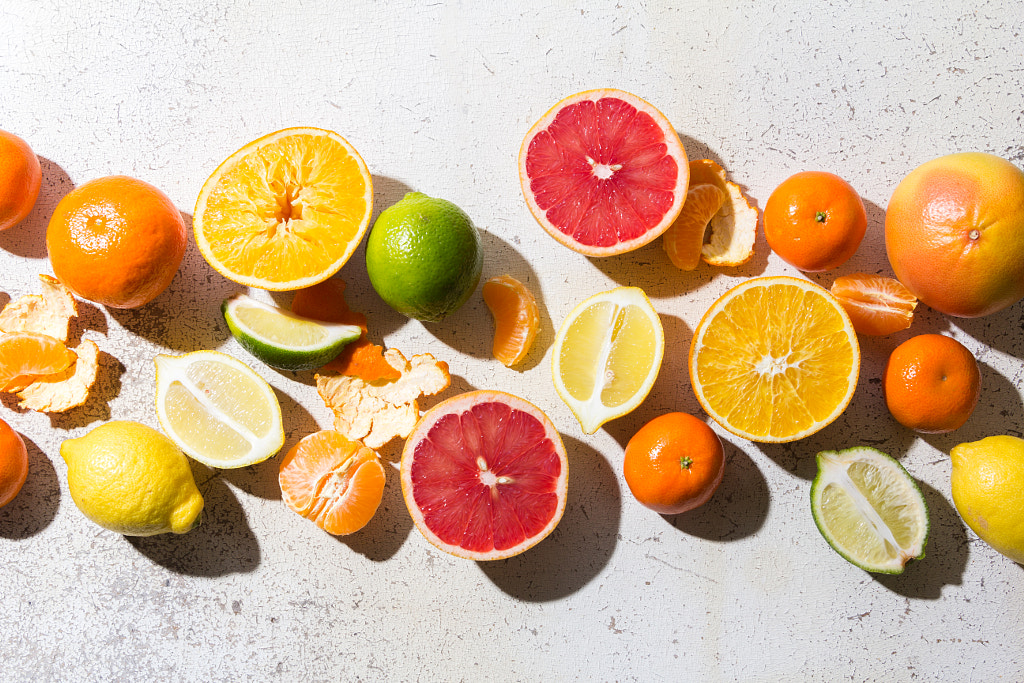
[60,421,204,536]
[365,192,482,322]
[950,435,1024,564]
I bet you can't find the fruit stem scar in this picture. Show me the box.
[968,229,981,240]
[815,211,827,223]
[680,456,693,471]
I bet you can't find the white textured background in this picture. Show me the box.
[1,1,1023,681]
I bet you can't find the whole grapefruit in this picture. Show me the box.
[885,152,1024,318]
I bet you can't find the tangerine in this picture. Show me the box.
[0,418,29,508]
[47,175,186,309]
[884,334,981,434]
[764,171,867,272]
[0,130,42,231]
[623,412,724,515]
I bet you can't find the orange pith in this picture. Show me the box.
[830,274,917,336]
[663,184,725,270]
[884,334,980,434]
[482,275,540,367]
[0,332,78,392]
[0,129,42,232]
[278,430,386,536]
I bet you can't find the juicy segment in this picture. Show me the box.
[525,97,680,248]
[409,400,563,555]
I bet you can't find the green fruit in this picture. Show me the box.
[365,192,482,322]
[810,446,928,574]
[951,435,1024,564]
[222,294,362,371]
[60,421,204,536]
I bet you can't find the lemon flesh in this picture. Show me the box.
[951,435,1024,564]
[155,350,285,468]
[60,421,203,536]
[811,447,928,574]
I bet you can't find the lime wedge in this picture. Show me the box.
[222,294,362,371]
[154,350,285,468]
[811,447,928,574]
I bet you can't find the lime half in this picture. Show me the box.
[811,447,928,574]
[222,294,361,371]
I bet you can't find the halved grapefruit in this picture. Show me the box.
[400,390,568,560]
[518,89,688,257]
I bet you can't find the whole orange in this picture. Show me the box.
[764,171,867,272]
[884,334,981,434]
[623,412,724,514]
[885,152,1024,318]
[47,176,186,309]
[0,129,42,231]
[0,418,29,508]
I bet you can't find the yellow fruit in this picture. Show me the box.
[689,276,860,443]
[60,421,203,536]
[950,435,1024,564]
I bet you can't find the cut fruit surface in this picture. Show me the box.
[552,286,664,434]
[519,89,688,256]
[154,350,285,468]
[811,447,928,574]
[830,274,917,336]
[482,275,540,367]
[194,127,373,291]
[279,430,385,535]
[689,276,859,443]
[401,390,568,561]
[663,183,725,270]
[0,332,77,392]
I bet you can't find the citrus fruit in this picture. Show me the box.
[950,435,1024,564]
[0,331,77,393]
[0,129,41,231]
[279,430,386,536]
[222,294,362,371]
[518,89,688,256]
[883,334,980,434]
[482,275,540,367]
[685,159,759,267]
[365,192,482,322]
[401,390,568,560]
[47,175,186,309]
[0,418,29,508]
[154,350,285,469]
[886,152,1024,317]
[811,447,928,574]
[689,276,860,443]
[193,127,373,291]
[830,273,917,336]
[764,171,867,272]
[663,184,725,270]
[60,421,204,536]
[551,286,664,434]
[623,412,725,515]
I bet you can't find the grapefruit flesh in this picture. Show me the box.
[401,390,568,560]
[519,89,688,257]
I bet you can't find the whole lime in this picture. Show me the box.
[60,421,204,536]
[365,192,482,322]
[950,435,1024,564]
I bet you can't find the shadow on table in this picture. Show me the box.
[0,434,60,539]
[335,462,414,562]
[480,435,620,602]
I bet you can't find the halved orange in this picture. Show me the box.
[482,275,540,367]
[0,332,77,392]
[689,276,860,443]
[194,127,373,290]
[830,273,917,336]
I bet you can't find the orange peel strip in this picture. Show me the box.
[685,159,759,267]
[18,338,99,412]
[0,274,78,342]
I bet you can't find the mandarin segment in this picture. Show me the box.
[18,338,99,413]
[482,275,540,367]
[663,184,725,270]
[830,274,917,336]
[0,332,78,393]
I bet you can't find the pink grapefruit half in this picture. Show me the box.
[518,89,689,257]
[401,390,568,561]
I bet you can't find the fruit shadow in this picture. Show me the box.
[954,298,1024,361]
[872,480,969,599]
[0,434,60,539]
[333,461,414,562]
[479,435,620,602]
[108,212,235,352]
[126,468,260,577]
[0,155,73,259]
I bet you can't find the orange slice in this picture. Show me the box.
[663,184,726,270]
[482,275,540,367]
[279,430,385,535]
[689,276,860,443]
[193,127,373,291]
[0,332,77,393]
[830,274,918,336]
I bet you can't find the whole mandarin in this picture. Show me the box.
[884,334,981,433]
[0,418,29,508]
[0,129,42,231]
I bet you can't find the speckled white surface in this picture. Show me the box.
[1,1,1023,681]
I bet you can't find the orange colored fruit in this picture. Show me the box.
[518,89,688,256]
[623,413,724,515]
[830,273,918,336]
[482,275,540,367]
[0,418,29,507]
[401,390,568,560]
[0,130,41,231]
[663,184,725,270]
[47,175,186,308]
[278,430,386,535]
[764,171,867,272]
[0,332,77,392]
[884,334,980,434]
[885,152,1024,317]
